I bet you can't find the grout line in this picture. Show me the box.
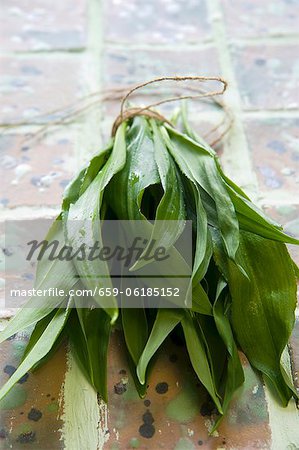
[258,191,299,206]
[1,33,298,58]
[0,47,86,60]
[228,35,299,47]
[101,41,215,51]
[206,0,259,197]
[241,110,299,119]
[0,206,60,220]
[75,0,105,166]
[60,1,109,450]
[265,348,299,450]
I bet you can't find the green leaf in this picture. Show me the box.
[0,219,77,344]
[212,288,244,429]
[137,309,184,384]
[107,117,160,220]
[192,282,212,316]
[122,307,148,366]
[75,302,111,402]
[139,119,186,252]
[62,167,86,213]
[163,125,239,260]
[212,228,298,404]
[62,143,112,214]
[189,182,212,285]
[224,183,299,245]
[0,306,71,402]
[21,310,56,360]
[181,311,223,413]
[66,123,127,322]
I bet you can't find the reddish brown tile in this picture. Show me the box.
[0,332,66,449]
[103,0,212,44]
[231,44,299,110]
[0,0,87,52]
[244,118,299,194]
[0,55,86,124]
[0,130,76,208]
[221,0,299,38]
[102,47,220,88]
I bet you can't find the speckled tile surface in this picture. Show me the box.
[1,0,299,447]
[0,330,66,449]
[0,56,86,124]
[0,0,87,52]
[220,0,299,38]
[0,131,77,208]
[103,0,212,45]
[0,330,273,450]
[105,332,271,450]
[102,47,220,88]
[244,118,299,194]
[231,44,299,110]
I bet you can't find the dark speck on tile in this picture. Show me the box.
[114,381,127,395]
[0,428,8,439]
[142,411,154,425]
[4,365,16,376]
[144,399,151,407]
[155,382,168,394]
[31,176,41,187]
[267,140,286,154]
[17,431,36,443]
[28,408,42,422]
[18,372,29,384]
[255,58,266,66]
[2,248,13,256]
[6,334,16,341]
[139,423,155,439]
[198,440,203,446]
[21,66,42,76]
[23,273,34,280]
[57,139,70,145]
[60,179,71,188]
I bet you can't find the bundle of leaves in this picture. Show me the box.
[1,110,298,430]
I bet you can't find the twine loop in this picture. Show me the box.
[111,75,227,136]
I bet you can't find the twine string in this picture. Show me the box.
[1,76,231,147]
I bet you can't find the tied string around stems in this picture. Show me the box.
[111,76,228,137]
[0,76,231,148]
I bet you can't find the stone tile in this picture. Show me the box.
[290,318,299,393]
[103,47,220,89]
[261,204,299,267]
[244,118,299,194]
[0,330,66,448]
[107,332,271,449]
[231,44,299,110]
[221,0,299,38]
[0,129,77,208]
[103,0,212,44]
[0,55,86,124]
[0,0,87,52]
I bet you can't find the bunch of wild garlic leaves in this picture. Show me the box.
[1,112,298,429]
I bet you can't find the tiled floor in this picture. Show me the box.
[0,0,299,448]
